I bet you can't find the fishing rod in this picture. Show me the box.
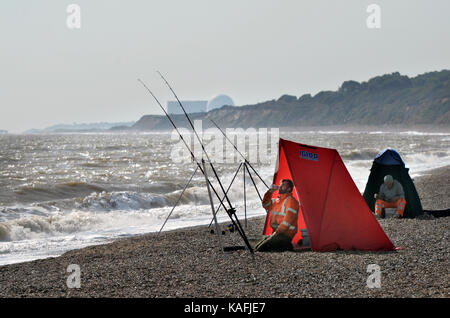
[137,79,228,214]
[138,78,253,253]
[209,118,269,190]
[156,71,253,252]
[156,71,234,209]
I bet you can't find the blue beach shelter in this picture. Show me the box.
[363,149,423,218]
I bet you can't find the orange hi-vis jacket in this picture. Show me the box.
[262,191,299,238]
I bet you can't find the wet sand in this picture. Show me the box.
[0,166,449,298]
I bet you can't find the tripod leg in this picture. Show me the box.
[243,162,247,228]
[158,166,199,235]
[204,161,254,253]
[202,160,224,253]
[226,207,253,253]
[245,162,263,202]
[246,160,269,189]
[207,162,243,228]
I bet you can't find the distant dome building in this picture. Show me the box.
[207,94,235,112]
[167,100,207,115]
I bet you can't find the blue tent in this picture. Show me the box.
[363,149,423,218]
[374,148,405,166]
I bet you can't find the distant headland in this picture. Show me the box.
[23,70,450,133]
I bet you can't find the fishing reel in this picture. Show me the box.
[226,223,235,233]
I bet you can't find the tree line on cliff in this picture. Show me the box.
[131,70,450,130]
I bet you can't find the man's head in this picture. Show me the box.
[278,179,294,194]
[384,175,394,189]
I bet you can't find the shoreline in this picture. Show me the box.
[0,166,448,297]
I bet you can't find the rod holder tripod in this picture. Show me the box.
[207,160,264,229]
[139,75,260,254]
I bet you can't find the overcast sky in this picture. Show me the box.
[0,0,449,133]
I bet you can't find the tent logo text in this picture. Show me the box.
[300,150,319,162]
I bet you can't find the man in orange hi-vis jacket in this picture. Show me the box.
[374,175,407,218]
[254,179,299,252]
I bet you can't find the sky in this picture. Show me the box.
[0,0,449,133]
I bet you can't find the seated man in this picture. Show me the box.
[374,175,407,218]
[254,179,299,252]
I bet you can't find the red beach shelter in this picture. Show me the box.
[263,138,395,252]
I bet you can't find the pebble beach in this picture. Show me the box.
[0,166,448,298]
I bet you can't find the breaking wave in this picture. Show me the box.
[74,187,210,211]
[77,191,166,211]
[0,186,216,242]
[0,211,100,241]
[340,149,379,161]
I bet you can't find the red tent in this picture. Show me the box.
[263,138,395,252]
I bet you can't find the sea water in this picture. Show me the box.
[0,129,449,265]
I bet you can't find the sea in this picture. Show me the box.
[1,129,449,265]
